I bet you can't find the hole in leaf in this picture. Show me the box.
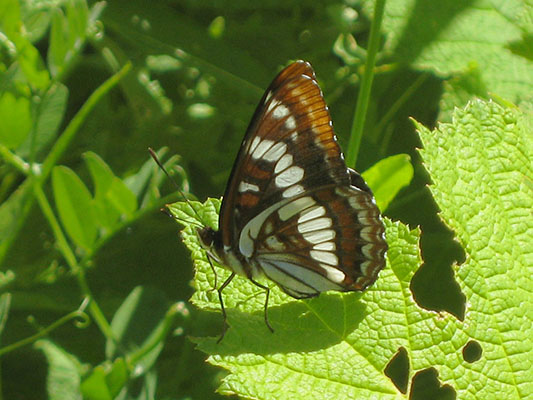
[462,340,482,363]
[410,368,455,400]
[384,347,409,393]
[411,226,466,320]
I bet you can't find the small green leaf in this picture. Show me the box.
[48,8,68,78]
[0,180,33,261]
[106,358,128,398]
[0,0,50,89]
[22,7,52,42]
[17,82,68,158]
[52,166,97,251]
[0,92,32,148]
[16,37,50,90]
[47,0,88,78]
[362,154,413,212]
[0,293,11,339]
[80,359,127,400]
[80,367,112,400]
[33,83,68,149]
[84,152,137,229]
[0,0,21,37]
[34,339,83,400]
[66,0,88,46]
[208,16,225,39]
[106,286,169,373]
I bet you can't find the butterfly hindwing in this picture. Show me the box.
[239,179,386,298]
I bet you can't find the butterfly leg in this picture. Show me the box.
[216,272,236,343]
[206,255,218,292]
[250,279,274,333]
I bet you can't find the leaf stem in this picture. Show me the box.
[39,62,132,183]
[345,0,387,168]
[0,145,30,175]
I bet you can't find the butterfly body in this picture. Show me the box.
[196,61,387,304]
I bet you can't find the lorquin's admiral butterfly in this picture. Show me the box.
[165,60,387,339]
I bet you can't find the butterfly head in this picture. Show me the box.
[196,226,223,264]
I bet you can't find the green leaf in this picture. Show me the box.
[80,358,128,400]
[21,5,52,42]
[169,101,532,399]
[80,367,112,400]
[83,151,137,229]
[17,38,51,90]
[0,92,32,148]
[362,154,413,212]
[0,180,33,262]
[438,64,489,121]
[0,293,11,340]
[372,0,533,116]
[48,0,89,79]
[2,0,51,91]
[414,100,533,399]
[17,82,68,158]
[52,166,98,251]
[48,8,69,78]
[0,0,21,37]
[167,199,222,311]
[66,0,88,43]
[105,286,169,374]
[105,358,128,398]
[171,199,418,399]
[34,339,83,400]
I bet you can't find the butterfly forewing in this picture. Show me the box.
[219,61,352,248]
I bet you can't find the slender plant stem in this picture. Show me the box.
[33,183,117,341]
[78,269,118,342]
[345,0,387,168]
[0,309,89,357]
[33,184,78,270]
[0,145,29,174]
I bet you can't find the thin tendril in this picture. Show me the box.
[0,301,91,357]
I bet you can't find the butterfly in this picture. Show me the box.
[186,61,387,339]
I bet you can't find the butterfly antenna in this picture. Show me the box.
[151,148,222,315]
[148,147,204,227]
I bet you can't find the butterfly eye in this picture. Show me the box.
[197,226,215,249]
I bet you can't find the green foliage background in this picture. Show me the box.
[0,0,531,399]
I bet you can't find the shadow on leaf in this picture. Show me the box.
[193,291,369,355]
